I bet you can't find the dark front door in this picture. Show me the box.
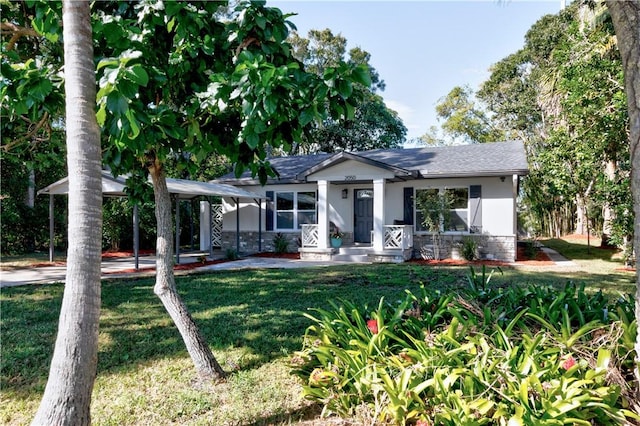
[354,189,374,243]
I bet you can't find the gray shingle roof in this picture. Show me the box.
[215,140,529,185]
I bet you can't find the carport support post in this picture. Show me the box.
[175,196,180,264]
[49,194,54,262]
[208,197,213,258]
[133,203,139,270]
[256,198,262,252]
[233,197,240,254]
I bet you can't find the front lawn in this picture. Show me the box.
[1,263,636,425]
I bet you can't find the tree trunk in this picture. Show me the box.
[32,1,102,424]
[575,194,588,235]
[601,159,617,247]
[606,0,640,401]
[148,161,226,381]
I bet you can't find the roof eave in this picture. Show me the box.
[295,151,416,181]
[418,169,529,179]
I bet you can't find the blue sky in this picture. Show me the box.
[270,1,561,143]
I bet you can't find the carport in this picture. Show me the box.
[38,170,265,269]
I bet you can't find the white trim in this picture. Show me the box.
[273,190,317,231]
[318,180,329,249]
[373,179,385,251]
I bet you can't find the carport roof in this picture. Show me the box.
[38,170,265,200]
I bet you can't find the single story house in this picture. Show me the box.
[202,140,529,262]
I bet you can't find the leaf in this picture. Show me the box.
[352,64,372,87]
[106,91,128,116]
[125,64,149,86]
[118,49,143,65]
[255,15,266,30]
[244,130,259,149]
[96,106,106,126]
[125,109,140,139]
[299,107,317,126]
[336,79,353,98]
[263,96,277,115]
[97,57,119,71]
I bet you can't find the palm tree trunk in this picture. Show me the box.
[149,160,226,381]
[32,1,102,424]
[605,0,640,401]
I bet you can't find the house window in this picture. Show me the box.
[415,187,469,232]
[275,191,316,230]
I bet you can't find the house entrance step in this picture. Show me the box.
[337,246,373,256]
[332,245,373,263]
[332,253,370,263]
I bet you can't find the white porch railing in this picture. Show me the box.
[303,224,413,250]
[383,225,413,250]
[301,224,319,247]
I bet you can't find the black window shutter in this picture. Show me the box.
[469,185,482,232]
[403,187,414,225]
[265,191,274,231]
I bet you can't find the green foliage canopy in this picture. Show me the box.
[289,27,406,153]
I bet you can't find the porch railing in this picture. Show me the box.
[301,224,319,247]
[303,224,413,250]
[383,225,413,250]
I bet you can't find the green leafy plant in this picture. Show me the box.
[330,226,344,239]
[225,248,238,260]
[460,236,478,261]
[292,277,638,425]
[273,232,289,254]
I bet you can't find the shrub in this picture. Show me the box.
[291,271,638,425]
[460,236,478,261]
[225,248,238,260]
[273,232,289,254]
[521,239,539,260]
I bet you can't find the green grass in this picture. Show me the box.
[541,236,629,274]
[1,262,636,425]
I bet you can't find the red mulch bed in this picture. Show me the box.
[408,245,554,267]
[103,258,232,275]
[28,247,557,272]
[101,249,155,259]
[408,258,509,267]
[515,245,555,266]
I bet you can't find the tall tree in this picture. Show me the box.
[477,3,630,244]
[1,1,68,255]
[605,0,640,396]
[31,0,102,424]
[289,28,405,153]
[94,0,369,380]
[425,85,508,145]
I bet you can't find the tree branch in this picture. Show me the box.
[1,22,40,51]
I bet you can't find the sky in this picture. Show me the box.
[269,0,562,143]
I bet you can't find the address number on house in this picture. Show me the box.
[344,175,357,181]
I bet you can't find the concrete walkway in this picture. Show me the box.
[0,253,353,288]
[0,246,578,288]
[539,246,578,268]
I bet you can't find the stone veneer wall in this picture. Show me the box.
[221,231,356,254]
[222,231,516,262]
[222,231,301,254]
[412,234,516,262]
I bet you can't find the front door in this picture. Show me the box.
[354,189,374,243]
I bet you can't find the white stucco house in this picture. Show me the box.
[202,140,529,262]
